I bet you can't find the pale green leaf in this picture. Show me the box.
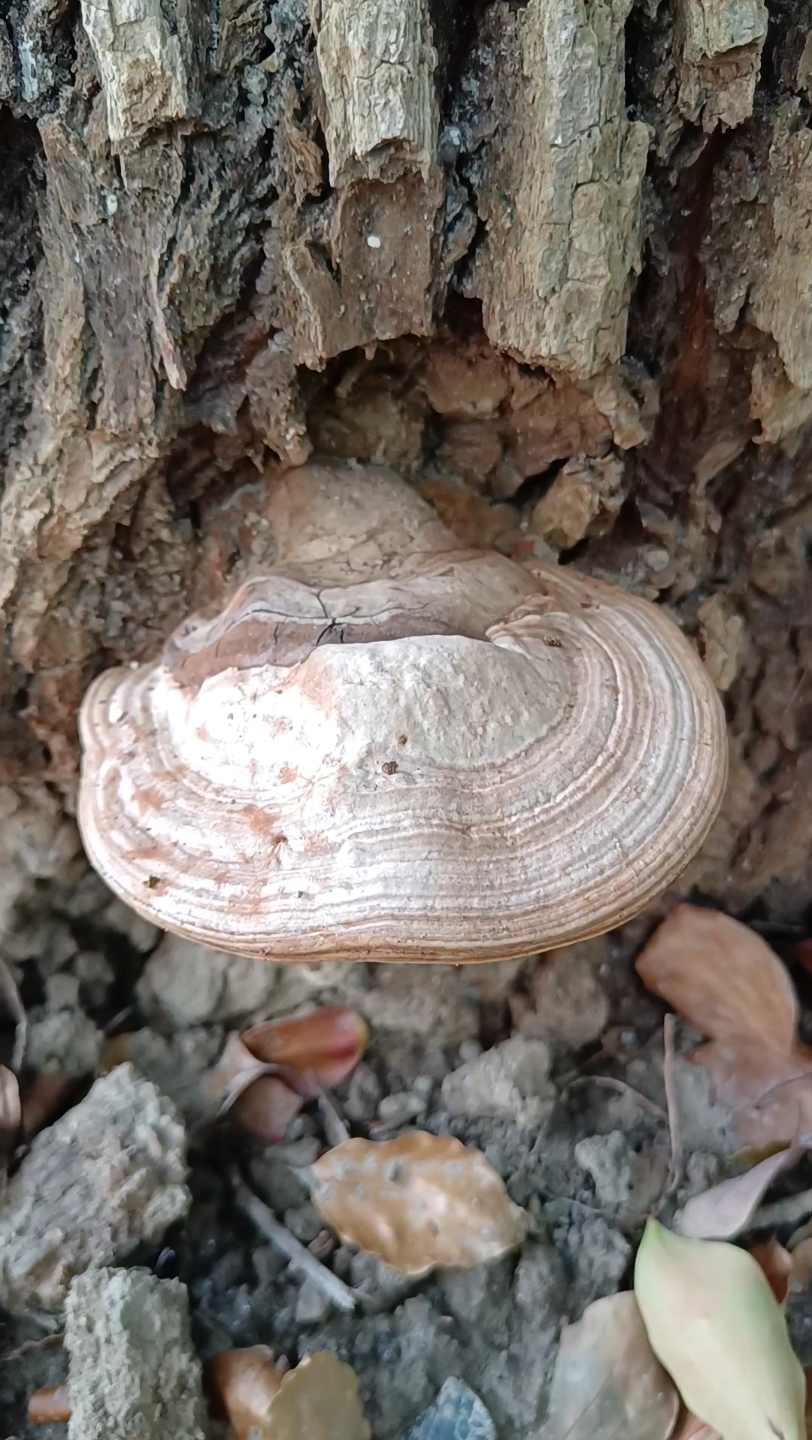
[634,1220,805,1440]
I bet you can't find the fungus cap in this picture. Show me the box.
[77,460,728,963]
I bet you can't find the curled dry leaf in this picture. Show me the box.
[539,1291,679,1440]
[635,1220,805,1440]
[677,1146,805,1240]
[206,1345,289,1439]
[27,1385,72,1424]
[204,1007,368,1142]
[309,1132,526,1277]
[242,1007,369,1097]
[207,1034,304,1143]
[750,1238,793,1305]
[635,904,812,1146]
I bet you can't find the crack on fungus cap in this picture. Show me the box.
[77,459,728,964]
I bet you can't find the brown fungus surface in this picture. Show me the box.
[77,460,727,963]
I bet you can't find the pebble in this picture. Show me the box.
[404,1378,495,1440]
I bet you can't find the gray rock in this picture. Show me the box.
[441,1036,555,1127]
[405,1378,495,1440]
[65,1268,207,1440]
[0,1065,189,1315]
[27,1007,103,1076]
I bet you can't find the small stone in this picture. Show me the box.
[295,1274,333,1324]
[45,971,81,1011]
[441,1036,555,1127]
[27,1008,104,1076]
[65,1268,206,1440]
[74,950,115,1007]
[574,1130,668,1211]
[518,941,610,1048]
[102,898,160,953]
[378,1091,427,1126]
[137,933,279,1028]
[346,1063,382,1122]
[405,1377,495,1440]
[283,1203,323,1244]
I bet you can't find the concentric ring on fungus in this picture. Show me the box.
[77,459,728,963]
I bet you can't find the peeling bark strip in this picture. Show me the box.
[676,0,767,130]
[286,0,445,364]
[316,0,438,185]
[79,0,201,143]
[476,0,649,379]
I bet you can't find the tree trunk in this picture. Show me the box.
[0,0,809,935]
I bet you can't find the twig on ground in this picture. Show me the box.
[306,1073,350,1148]
[562,1075,668,1122]
[230,1169,357,1313]
[0,1332,63,1365]
[750,1186,812,1232]
[662,1013,683,1200]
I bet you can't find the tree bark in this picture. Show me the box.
[1,0,811,933]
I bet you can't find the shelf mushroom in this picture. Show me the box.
[78,460,728,963]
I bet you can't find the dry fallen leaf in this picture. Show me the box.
[677,1146,805,1239]
[204,1033,304,1142]
[539,1291,679,1440]
[751,1238,793,1305]
[636,905,798,1048]
[27,1385,72,1424]
[635,1220,805,1440]
[229,1076,305,1143]
[206,1345,289,1439]
[264,1353,370,1440]
[242,1007,369,1097]
[636,904,812,1145]
[309,1132,526,1277]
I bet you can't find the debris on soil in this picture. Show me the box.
[309,1132,527,1277]
[405,1377,496,1440]
[0,1065,189,1316]
[64,1267,208,1440]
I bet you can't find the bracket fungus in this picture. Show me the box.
[78,459,727,963]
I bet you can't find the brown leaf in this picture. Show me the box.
[309,1132,526,1277]
[242,1007,368,1097]
[635,905,798,1049]
[0,1064,21,1162]
[19,1072,78,1141]
[206,1345,288,1439]
[636,905,812,1146]
[260,1352,370,1440]
[540,1291,679,1440]
[677,1146,805,1240]
[205,1033,304,1141]
[27,1385,72,1424]
[229,1076,305,1143]
[751,1239,793,1305]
